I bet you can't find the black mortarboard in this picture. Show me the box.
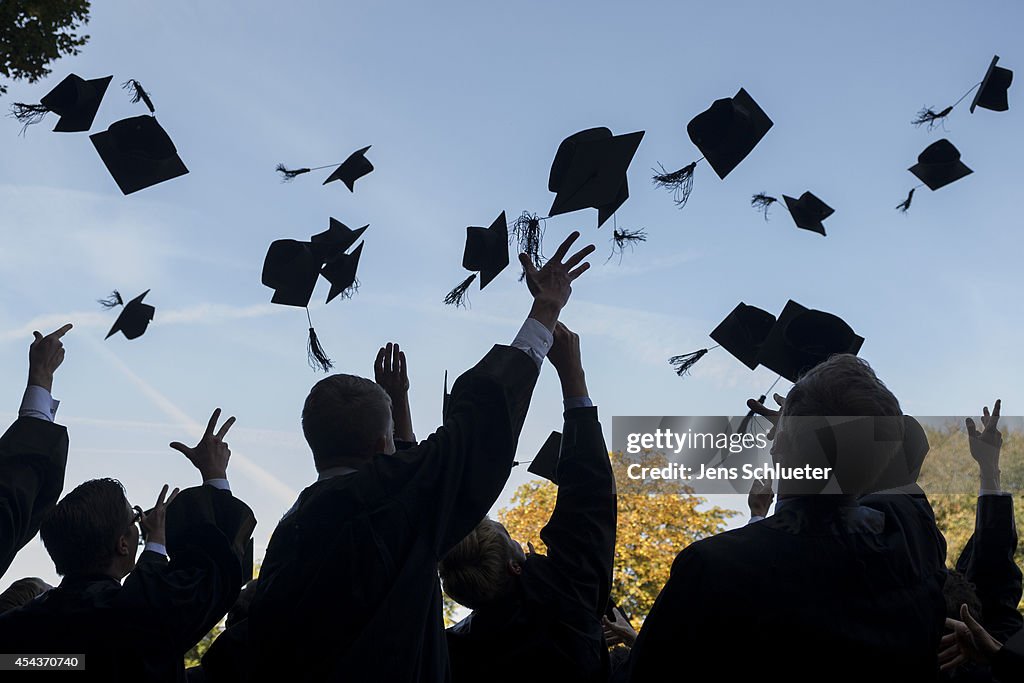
[323,145,373,191]
[971,55,1013,113]
[687,88,773,180]
[709,302,777,370]
[756,300,864,383]
[444,211,510,306]
[527,431,562,484]
[11,74,113,133]
[548,128,644,227]
[782,192,834,236]
[321,241,363,304]
[908,139,972,191]
[104,290,155,340]
[90,115,189,194]
[262,239,320,307]
[310,218,368,262]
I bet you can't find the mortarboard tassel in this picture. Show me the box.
[653,162,696,208]
[911,106,953,130]
[336,278,360,301]
[511,212,544,281]
[896,188,915,213]
[444,274,476,308]
[9,103,49,130]
[737,394,766,435]
[307,326,333,372]
[668,348,708,377]
[122,80,155,114]
[97,290,124,309]
[750,193,778,220]
[608,227,647,264]
[275,164,312,182]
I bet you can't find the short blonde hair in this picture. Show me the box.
[439,518,516,610]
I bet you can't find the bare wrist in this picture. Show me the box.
[28,373,53,393]
[528,300,560,331]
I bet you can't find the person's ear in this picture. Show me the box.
[506,559,523,577]
[116,533,133,557]
[374,431,395,455]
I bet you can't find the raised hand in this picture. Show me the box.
[547,322,588,399]
[169,408,235,481]
[139,484,180,548]
[746,393,786,440]
[602,606,638,647]
[28,323,73,392]
[966,399,1002,490]
[374,342,409,398]
[519,231,595,329]
[939,605,1002,671]
[748,478,775,518]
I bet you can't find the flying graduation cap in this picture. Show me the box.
[755,300,864,383]
[896,139,972,212]
[90,80,189,195]
[444,211,509,307]
[10,73,113,133]
[653,88,773,209]
[525,431,563,484]
[669,302,777,377]
[276,145,374,191]
[548,128,644,228]
[262,218,367,371]
[912,55,1013,129]
[750,191,835,236]
[99,290,155,340]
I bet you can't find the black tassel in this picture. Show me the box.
[607,227,647,264]
[444,274,476,307]
[307,327,333,372]
[276,163,312,181]
[337,278,360,301]
[512,212,544,281]
[668,349,708,377]
[122,80,155,113]
[750,193,778,220]
[896,188,915,213]
[737,394,766,434]
[97,291,124,309]
[911,105,952,130]
[652,161,696,208]
[9,103,49,129]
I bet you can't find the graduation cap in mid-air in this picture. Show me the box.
[548,128,644,228]
[99,290,155,340]
[90,80,188,195]
[912,55,1013,129]
[653,88,773,209]
[525,431,562,485]
[896,139,973,212]
[755,300,864,383]
[9,73,113,133]
[275,145,374,191]
[669,302,776,377]
[262,219,368,370]
[750,191,835,236]
[444,211,509,307]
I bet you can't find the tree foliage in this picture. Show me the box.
[0,1,92,96]
[498,450,736,622]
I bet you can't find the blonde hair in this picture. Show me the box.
[439,518,517,610]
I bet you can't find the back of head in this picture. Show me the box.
[778,354,904,496]
[40,478,130,577]
[943,569,982,620]
[301,374,393,469]
[439,518,517,611]
[0,577,53,614]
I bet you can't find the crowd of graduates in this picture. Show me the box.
[0,232,1022,682]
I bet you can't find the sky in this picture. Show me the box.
[2,0,1023,585]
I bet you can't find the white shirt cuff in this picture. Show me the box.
[563,397,594,410]
[511,318,553,370]
[748,515,766,524]
[980,489,1011,497]
[19,385,59,422]
[144,541,168,557]
[204,478,231,491]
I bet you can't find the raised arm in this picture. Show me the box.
[375,342,415,444]
[0,324,72,577]
[535,322,616,617]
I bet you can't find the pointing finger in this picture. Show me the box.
[216,416,236,440]
[205,409,222,437]
[48,323,74,339]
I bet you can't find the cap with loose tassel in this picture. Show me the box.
[444,274,476,308]
[307,324,333,372]
[122,79,155,114]
[668,348,709,377]
[652,161,696,208]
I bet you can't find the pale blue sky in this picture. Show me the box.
[2,0,1023,584]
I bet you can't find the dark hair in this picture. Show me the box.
[301,374,392,468]
[943,569,982,620]
[40,478,131,576]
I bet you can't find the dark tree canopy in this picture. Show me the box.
[0,1,91,96]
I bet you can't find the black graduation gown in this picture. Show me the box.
[955,494,1023,643]
[0,416,69,579]
[207,344,539,683]
[621,494,947,683]
[0,485,254,683]
[446,406,616,683]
